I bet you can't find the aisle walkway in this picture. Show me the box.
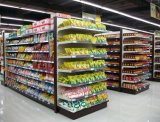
[0,81,160,122]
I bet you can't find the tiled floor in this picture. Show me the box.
[0,80,160,122]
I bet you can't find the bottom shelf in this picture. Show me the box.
[6,84,54,109]
[107,86,120,91]
[58,101,108,120]
[0,73,4,75]
[149,78,160,82]
[121,84,150,95]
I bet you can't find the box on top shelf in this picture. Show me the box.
[33,24,54,33]
[20,25,33,36]
[8,18,54,39]
[32,18,54,33]
[33,18,54,28]
[8,32,17,38]
[39,18,54,26]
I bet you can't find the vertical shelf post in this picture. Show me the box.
[2,30,6,86]
[54,16,58,112]
[120,29,123,91]
[152,34,155,80]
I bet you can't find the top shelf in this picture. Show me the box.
[123,43,150,46]
[7,30,54,40]
[123,36,150,39]
[57,41,107,46]
[95,31,120,38]
[58,26,107,34]
[155,36,160,38]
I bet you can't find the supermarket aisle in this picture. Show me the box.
[0,81,160,122]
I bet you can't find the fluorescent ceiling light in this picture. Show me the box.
[0,28,17,31]
[73,0,160,28]
[102,22,153,34]
[20,7,48,14]
[0,22,22,27]
[0,3,49,14]
[1,16,36,22]
[0,3,19,8]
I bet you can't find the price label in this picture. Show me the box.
[55,13,71,18]
[72,56,76,58]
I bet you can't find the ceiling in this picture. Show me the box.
[0,0,160,32]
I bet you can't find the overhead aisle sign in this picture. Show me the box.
[150,3,160,20]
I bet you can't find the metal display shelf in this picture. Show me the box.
[7,64,54,74]
[106,78,119,80]
[107,86,120,91]
[121,84,150,95]
[122,72,149,76]
[107,50,120,53]
[58,100,108,119]
[57,41,107,46]
[123,36,150,39]
[7,70,54,85]
[154,62,160,64]
[59,90,107,101]
[104,44,120,46]
[94,56,106,59]
[123,58,147,61]
[147,55,152,57]
[0,71,4,75]
[123,64,149,68]
[154,70,160,72]
[155,36,160,38]
[121,29,152,95]
[58,26,107,33]
[154,48,160,50]
[56,17,108,119]
[154,33,160,81]
[58,55,94,59]
[105,57,119,60]
[58,78,107,87]
[105,70,119,73]
[122,80,144,83]
[98,31,121,92]
[58,67,105,73]
[6,57,25,61]
[106,64,119,66]
[6,41,48,46]
[6,57,54,63]
[123,51,150,53]
[6,51,49,53]
[32,60,54,63]
[123,43,150,46]
[154,55,160,58]
[7,76,54,94]
[7,84,54,109]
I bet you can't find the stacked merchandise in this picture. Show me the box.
[0,37,4,75]
[154,31,160,79]
[5,18,54,107]
[8,18,54,38]
[122,32,150,94]
[57,18,108,118]
[96,32,121,91]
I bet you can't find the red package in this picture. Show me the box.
[33,27,40,33]
[39,18,54,26]
[47,63,54,71]
[32,21,40,28]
